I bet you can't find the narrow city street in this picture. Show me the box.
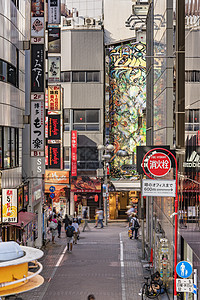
[16,223,144,300]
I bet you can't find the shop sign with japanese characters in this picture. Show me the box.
[48,28,61,53]
[48,86,61,110]
[147,152,171,177]
[176,279,193,293]
[18,186,24,212]
[31,101,44,151]
[24,183,29,207]
[2,189,18,223]
[45,170,69,184]
[48,115,61,140]
[31,17,44,37]
[142,179,176,197]
[31,0,44,17]
[71,131,77,177]
[31,44,44,92]
[48,0,61,24]
[48,56,60,82]
[48,144,61,169]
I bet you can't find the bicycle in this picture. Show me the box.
[141,276,163,299]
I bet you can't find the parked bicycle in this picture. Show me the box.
[141,271,165,299]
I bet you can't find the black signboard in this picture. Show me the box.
[31,44,44,92]
[136,146,171,174]
[24,183,29,207]
[31,0,44,17]
[48,115,61,140]
[48,144,61,169]
[48,28,61,53]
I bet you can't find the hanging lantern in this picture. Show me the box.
[94,194,98,202]
[74,195,78,202]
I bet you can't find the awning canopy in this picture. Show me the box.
[11,211,36,227]
[45,184,70,193]
[112,180,141,191]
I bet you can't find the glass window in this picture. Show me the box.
[93,72,100,82]
[74,110,85,123]
[4,127,10,168]
[79,72,85,82]
[86,110,99,122]
[11,128,16,167]
[86,71,100,82]
[72,72,79,82]
[0,127,2,168]
[194,110,199,123]
[61,71,71,82]
[64,109,70,123]
[86,72,93,82]
[86,124,99,131]
[64,147,70,161]
[0,61,7,82]
[7,63,16,86]
[15,128,19,166]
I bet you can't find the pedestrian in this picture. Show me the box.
[49,214,58,244]
[96,208,104,228]
[57,213,62,238]
[65,220,75,252]
[125,204,135,225]
[87,295,95,300]
[94,209,99,227]
[63,213,70,231]
[72,218,80,244]
[82,207,91,232]
[130,214,140,239]
[59,207,64,218]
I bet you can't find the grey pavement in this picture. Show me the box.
[8,223,145,300]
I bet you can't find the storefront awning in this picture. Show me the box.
[10,211,36,227]
[45,184,70,193]
[112,180,141,191]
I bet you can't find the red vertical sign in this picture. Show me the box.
[71,131,77,177]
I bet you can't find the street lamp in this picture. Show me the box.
[98,144,114,226]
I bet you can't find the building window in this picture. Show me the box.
[64,109,70,131]
[4,128,11,169]
[0,59,18,88]
[0,127,19,169]
[73,110,100,131]
[11,0,19,9]
[60,71,100,83]
[64,147,70,169]
[185,71,200,82]
[0,128,2,168]
[185,109,200,131]
[77,147,99,170]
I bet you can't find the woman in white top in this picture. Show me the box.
[72,219,80,244]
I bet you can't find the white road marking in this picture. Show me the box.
[55,244,68,267]
[120,232,126,300]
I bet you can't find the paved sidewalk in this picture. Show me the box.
[7,223,144,300]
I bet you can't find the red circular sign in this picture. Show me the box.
[147,152,171,177]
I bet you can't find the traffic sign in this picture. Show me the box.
[176,279,193,293]
[50,193,55,199]
[176,261,193,278]
[49,186,55,193]
[142,179,176,197]
[147,152,171,177]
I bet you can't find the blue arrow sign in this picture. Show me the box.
[49,186,55,193]
[50,193,55,199]
[176,261,192,278]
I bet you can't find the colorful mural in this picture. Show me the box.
[108,42,146,177]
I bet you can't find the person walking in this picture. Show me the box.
[57,213,62,238]
[87,295,95,300]
[130,214,140,239]
[72,218,80,244]
[82,207,91,232]
[96,208,104,228]
[49,214,58,244]
[65,220,75,252]
[63,213,70,231]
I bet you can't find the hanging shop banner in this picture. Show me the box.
[31,44,44,92]
[2,189,18,223]
[31,101,44,151]
[71,130,77,177]
[48,86,61,111]
[18,187,24,212]
[48,56,60,82]
[31,0,44,17]
[24,183,29,207]
[48,115,61,140]
[71,177,101,193]
[0,196,1,223]
[48,144,61,169]
[48,28,61,53]
[31,17,44,37]
[183,146,200,169]
[45,170,69,184]
[48,0,61,24]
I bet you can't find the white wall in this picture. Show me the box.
[104,0,135,44]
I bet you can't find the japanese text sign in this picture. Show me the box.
[31,0,44,17]
[48,0,61,24]
[48,28,61,53]
[71,131,77,177]
[48,115,61,140]
[45,170,69,184]
[48,86,61,111]
[31,17,44,37]
[18,187,24,212]
[48,56,60,82]
[142,179,176,197]
[147,152,171,177]
[2,189,18,223]
[31,44,44,92]
[48,144,61,169]
[31,101,44,151]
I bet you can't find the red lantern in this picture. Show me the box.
[74,195,78,202]
[94,194,98,202]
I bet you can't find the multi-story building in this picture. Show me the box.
[0,0,30,242]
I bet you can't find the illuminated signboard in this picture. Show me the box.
[31,44,44,92]
[48,115,61,140]
[48,144,61,169]
[45,170,69,184]
[2,189,18,223]
[48,86,61,111]
[71,131,77,177]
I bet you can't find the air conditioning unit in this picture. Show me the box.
[133,4,149,16]
[84,18,95,26]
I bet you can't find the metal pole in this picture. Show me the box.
[140,175,145,259]
[105,161,108,226]
[194,269,197,300]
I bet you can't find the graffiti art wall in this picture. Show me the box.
[107,41,146,178]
